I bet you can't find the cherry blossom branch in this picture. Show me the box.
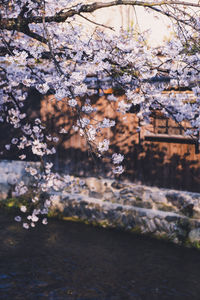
[0,1,199,33]
[145,5,199,30]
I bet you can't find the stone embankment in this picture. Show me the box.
[1,160,200,247]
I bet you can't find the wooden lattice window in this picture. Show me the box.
[144,112,199,154]
[153,115,190,136]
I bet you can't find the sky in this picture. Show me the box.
[81,0,199,46]
[133,6,172,46]
[135,0,199,46]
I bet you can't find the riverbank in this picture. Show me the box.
[1,160,200,249]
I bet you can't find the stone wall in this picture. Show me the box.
[1,160,200,246]
[51,178,200,246]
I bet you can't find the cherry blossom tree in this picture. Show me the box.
[0,0,199,228]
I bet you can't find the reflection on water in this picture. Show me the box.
[0,213,200,299]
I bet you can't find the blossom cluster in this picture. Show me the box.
[0,0,199,228]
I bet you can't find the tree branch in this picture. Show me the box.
[22,29,47,44]
[0,1,199,34]
[146,5,199,30]
[78,13,115,31]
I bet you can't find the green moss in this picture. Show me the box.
[47,209,61,219]
[58,215,111,229]
[0,197,28,211]
[98,220,110,227]
[62,216,84,223]
[157,203,175,212]
[184,239,200,250]
[1,193,43,214]
[130,225,142,234]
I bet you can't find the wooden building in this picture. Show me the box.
[40,86,200,193]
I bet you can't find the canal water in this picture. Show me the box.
[1,213,200,300]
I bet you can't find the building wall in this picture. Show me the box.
[40,92,200,192]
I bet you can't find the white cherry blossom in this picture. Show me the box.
[0,0,199,228]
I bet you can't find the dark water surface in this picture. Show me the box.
[0,213,200,300]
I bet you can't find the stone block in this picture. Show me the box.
[111,181,125,189]
[188,228,200,243]
[138,210,146,217]
[146,219,157,232]
[165,215,179,222]
[85,177,105,194]
[89,191,103,199]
